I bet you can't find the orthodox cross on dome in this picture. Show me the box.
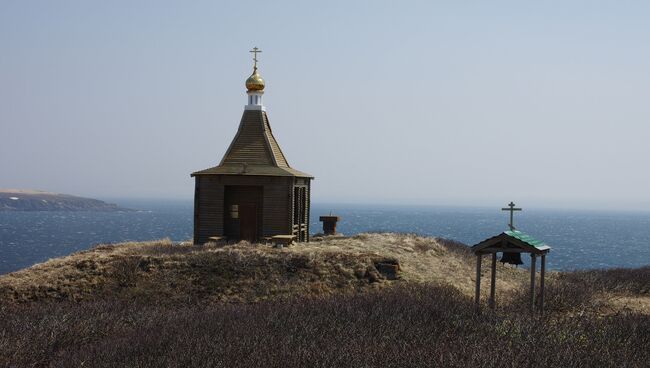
[250,47,262,68]
[501,201,522,231]
[245,47,265,107]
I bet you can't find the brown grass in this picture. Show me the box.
[3,233,505,304]
[1,233,647,314]
[0,233,523,304]
[1,285,648,368]
[1,233,649,367]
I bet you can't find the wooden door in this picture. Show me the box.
[224,185,262,241]
[239,204,258,242]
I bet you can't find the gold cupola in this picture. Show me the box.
[246,47,265,91]
[246,66,265,91]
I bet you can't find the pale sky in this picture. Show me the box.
[2,1,650,210]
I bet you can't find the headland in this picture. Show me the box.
[0,189,131,212]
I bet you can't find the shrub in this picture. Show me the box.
[1,284,648,368]
[109,257,141,287]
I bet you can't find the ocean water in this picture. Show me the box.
[0,199,649,274]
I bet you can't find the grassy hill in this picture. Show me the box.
[1,233,648,367]
[0,233,529,304]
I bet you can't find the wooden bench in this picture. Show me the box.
[267,235,296,247]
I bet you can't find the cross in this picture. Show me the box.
[501,201,522,231]
[249,47,262,68]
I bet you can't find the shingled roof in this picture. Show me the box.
[192,110,312,178]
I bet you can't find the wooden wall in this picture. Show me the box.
[193,175,297,244]
[194,176,224,244]
[262,177,292,237]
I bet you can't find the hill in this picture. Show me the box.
[0,189,130,211]
[1,233,648,310]
[0,233,528,304]
[0,233,648,367]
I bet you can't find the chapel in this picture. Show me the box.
[191,48,313,244]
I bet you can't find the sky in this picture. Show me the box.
[1,1,650,210]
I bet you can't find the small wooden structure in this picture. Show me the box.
[266,235,296,247]
[471,203,551,312]
[191,48,313,244]
[319,215,341,235]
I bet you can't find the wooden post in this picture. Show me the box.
[489,253,497,309]
[475,254,482,312]
[539,254,546,313]
[530,254,537,311]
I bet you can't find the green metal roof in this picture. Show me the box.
[504,230,547,249]
[472,229,551,255]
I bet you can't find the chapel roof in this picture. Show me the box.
[191,109,313,178]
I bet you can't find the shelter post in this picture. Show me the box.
[539,254,546,313]
[489,253,497,309]
[530,254,537,311]
[475,254,482,312]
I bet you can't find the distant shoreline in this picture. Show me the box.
[0,189,133,212]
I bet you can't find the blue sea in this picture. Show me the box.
[0,199,649,275]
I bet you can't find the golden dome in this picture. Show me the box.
[246,67,265,91]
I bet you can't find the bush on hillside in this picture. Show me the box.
[1,284,648,368]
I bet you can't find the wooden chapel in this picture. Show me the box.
[191,48,313,244]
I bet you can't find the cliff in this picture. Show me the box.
[0,189,130,211]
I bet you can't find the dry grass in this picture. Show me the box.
[304,233,530,296]
[1,233,649,367]
[1,285,648,368]
[606,294,650,314]
[3,233,513,304]
[0,233,646,315]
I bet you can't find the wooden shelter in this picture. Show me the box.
[191,48,313,244]
[472,230,551,312]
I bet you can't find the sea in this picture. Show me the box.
[1,199,649,275]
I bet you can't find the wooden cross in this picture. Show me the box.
[249,47,262,68]
[501,201,522,231]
